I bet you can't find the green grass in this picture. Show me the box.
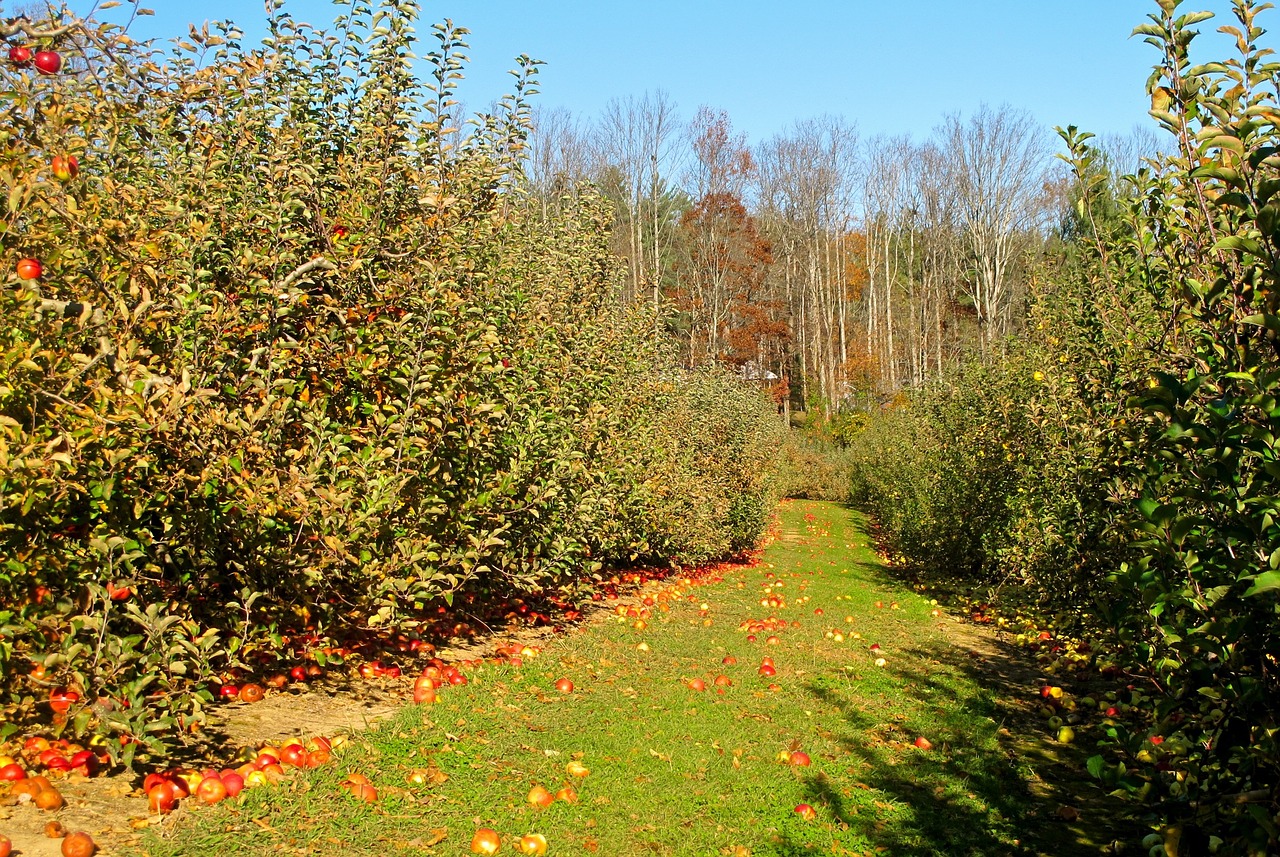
[140,501,1052,856]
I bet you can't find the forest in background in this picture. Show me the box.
[520,88,1157,418]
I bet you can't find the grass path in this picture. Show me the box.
[141,500,1063,856]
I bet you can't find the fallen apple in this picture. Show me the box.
[913,736,933,750]
[554,677,574,694]
[61,832,95,857]
[789,750,811,767]
[527,784,554,808]
[517,833,548,855]
[470,828,501,855]
[794,803,817,821]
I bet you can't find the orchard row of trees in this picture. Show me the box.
[521,92,1156,412]
[0,2,786,761]
[847,1,1280,852]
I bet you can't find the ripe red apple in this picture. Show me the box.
[280,743,306,767]
[220,770,245,797]
[913,736,933,750]
[722,655,737,665]
[16,257,43,280]
[289,666,308,682]
[49,688,80,713]
[713,674,732,687]
[147,781,178,813]
[470,828,501,855]
[687,678,707,692]
[413,682,437,705]
[795,803,817,821]
[554,677,574,694]
[789,750,811,767]
[0,834,10,857]
[33,50,61,75]
[758,663,777,677]
[51,155,79,182]
[219,684,239,699]
[196,775,228,805]
[0,762,26,780]
[527,784,554,808]
[8,45,31,66]
[105,581,131,601]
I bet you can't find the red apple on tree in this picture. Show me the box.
[33,50,61,75]
[16,257,43,280]
[51,155,79,182]
[8,45,31,66]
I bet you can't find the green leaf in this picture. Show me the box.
[1243,569,1280,597]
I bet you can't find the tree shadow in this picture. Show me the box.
[755,584,1143,855]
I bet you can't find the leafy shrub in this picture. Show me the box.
[0,3,781,764]
[777,433,854,502]
[849,2,1280,850]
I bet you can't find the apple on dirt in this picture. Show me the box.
[61,831,96,857]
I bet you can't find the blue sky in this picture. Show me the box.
[68,1,1243,146]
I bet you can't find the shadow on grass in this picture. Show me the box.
[763,583,1143,855]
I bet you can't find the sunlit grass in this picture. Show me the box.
[142,501,1048,856]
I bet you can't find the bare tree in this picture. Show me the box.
[525,105,592,216]
[938,105,1051,350]
[593,90,682,308]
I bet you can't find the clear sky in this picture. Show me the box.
[66,1,1254,147]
